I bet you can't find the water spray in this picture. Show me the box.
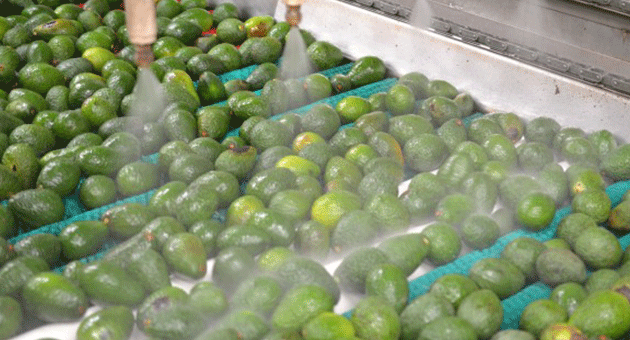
[123,0,166,125]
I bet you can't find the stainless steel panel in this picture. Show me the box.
[426,0,630,76]
[275,0,630,141]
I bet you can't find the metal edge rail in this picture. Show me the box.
[564,0,630,17]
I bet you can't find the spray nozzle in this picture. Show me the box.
[134,44,154,68]
[283,0,306,27]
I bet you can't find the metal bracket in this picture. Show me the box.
[508,45,539,62]
[373,0,399,14]
[454,26,479,42]
[479,35,508,52]
[542,56,571,73]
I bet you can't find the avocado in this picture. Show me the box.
[188,281,228,318]
[211,246,256,294]
[329,127,368,156]
[573,227,622,269]
[350,296,401,340]
[162,108,198,143]
[422,96,461,127]
[214,145,257,180]
[324,155,363,192]
[457,289,503,339]
[116,161,160,196]
[429,273,479,309]
[365,263,409,313]
[249,119,293,151]
[167,153,213,184]
[516,192,556,231]
[347,56,387,88]
[76,305,135,340]
[386,82,416,116]
[78,175,117,210]
[174,185,219,227]
[162,232,207,279]
[3,143,40,189]
[246,167,297,205]
[336,95,373,124]
[19,62,65,95]
[549,282,588,315]
[403,133,449,172]
[274,256,341,303]
[300,103,341,140]
[400,291,455,340]
[500,237,545,282]
[102,202,156,239]
[226,195,265,227]
[215,309,270,340]
[13,233,60,268]
[124,248,171,294]
[519,299,568,337]
[8,188,64,231]
[420,221,462,265]
[434,193,474,226]
[334,247,392,293]
[468,257,526,299]
[571,189,611,224]
[247,208,295,249]
[365,193,410,234]
[260,78,289,115]
[302,312,355,340]
[0,296,21,339]
[326,208,375,251]
[246,62,278,90]
[460,214,500,250]
[388,114,433,147]
[330,74,353,93]
[231,275,283,315]
[77,145,120,177]
[22,272,88,322]
[535,248,587,286]
[101,231,158,270]
[272,284,335,334]
[419,317,479,340]
[216,223,272,256]
[310,189,362,230]
[304,73,333,102]
[294,220,330,260]
[585,269,620,294]
[601,144,630,181]
[524,116,560,146]
[137,290,205,340]
[568,290,630,339]
[79,260,146,306]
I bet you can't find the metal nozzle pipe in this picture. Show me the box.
[286,5,302,27]
[123,0,158,67]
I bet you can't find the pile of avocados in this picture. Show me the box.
[1,0,630,339]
